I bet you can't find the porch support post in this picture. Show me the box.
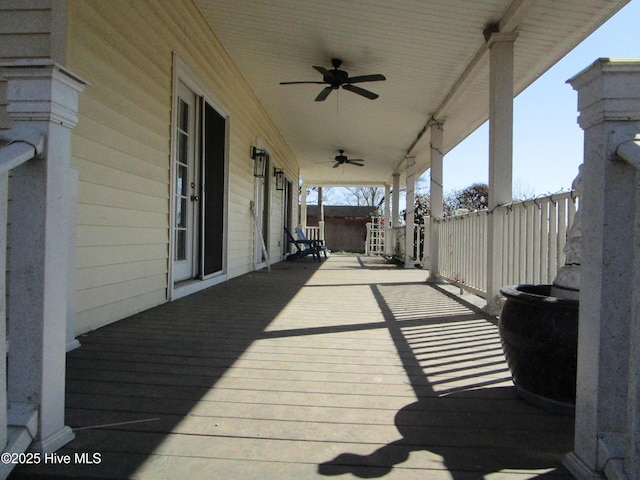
[391,173,400,228]
[563,59,640,480]
[318,186,325,242]
[66,167,80,352]
[484,32,517,313]
[2,61,86,452]
[391,173,400,257]
[427,121,444,283]
[404,156,416,268]
[384,183,391,255]
[300,183,307,229]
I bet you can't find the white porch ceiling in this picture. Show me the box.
[195,0,628,187]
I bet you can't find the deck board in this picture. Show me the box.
[10,256,574,479]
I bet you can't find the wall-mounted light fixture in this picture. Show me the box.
[273,167,284,191]
[252,147,267,177]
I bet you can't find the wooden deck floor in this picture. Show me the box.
[11,256,574,480]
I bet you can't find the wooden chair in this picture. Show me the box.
[284,227,320,261]
[295,227,328,259]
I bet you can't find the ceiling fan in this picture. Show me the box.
[332,150,364,168]
[280,58,386,101]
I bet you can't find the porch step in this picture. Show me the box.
[0,404,38,480]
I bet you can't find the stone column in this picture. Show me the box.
[427,122,444,283]
[3,61,86,453]
[485,32,518,313]
[563,59,640,480]
[404,157,416,268]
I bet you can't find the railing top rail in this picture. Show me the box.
[434,190,578,222]
[498,190,577,210]
[0,134,44,175]
[616,136,640,169]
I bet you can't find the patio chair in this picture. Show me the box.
[284,227,320,261]
[295,227,328,259]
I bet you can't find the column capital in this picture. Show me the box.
[486,31,519,48]
[568,59,640,129]
[1,60,88,129]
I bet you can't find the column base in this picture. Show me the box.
[563,452,605,480]
[426,273,445,284]
[30,426,75,454]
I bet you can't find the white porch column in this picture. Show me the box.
[66,167,81,352]
[318,186,325,242]
[3,61,86,453]
[484,32,518,313]
[391,173,400,227]
[300,183,308,228]
[404,156,416,268]
[427,122,444,283]
[563,59,640,480]
[384,183,391,255]
[391,173,400,257]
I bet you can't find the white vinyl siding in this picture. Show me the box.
[66,0,298,334]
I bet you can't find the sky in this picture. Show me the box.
[441,0,640,197]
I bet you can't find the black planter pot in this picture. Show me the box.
[499,284,579,416]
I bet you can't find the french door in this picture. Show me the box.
[173,81,198,281]
[173,80,226,283]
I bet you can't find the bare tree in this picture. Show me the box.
[304,186,336,205]
[345,186,384,208]
[512,178,535,200]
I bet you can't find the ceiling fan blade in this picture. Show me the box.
[347,74,386,84]
[342,84,379,100]
[313,65,330,76]
[346,160,364,166]
[332,162,340,168]
[280,81,326,85]
[315,86,334,102]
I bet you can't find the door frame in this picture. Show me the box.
[169,54,230,300]
[253,143,271,270]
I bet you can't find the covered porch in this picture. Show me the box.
[12,256,573,479]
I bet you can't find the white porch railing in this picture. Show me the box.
[378,191,577,295]
[435,191,578,297]
[304,225,322,241]
[382,224,428,267]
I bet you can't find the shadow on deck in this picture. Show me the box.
[11,256,574,480]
